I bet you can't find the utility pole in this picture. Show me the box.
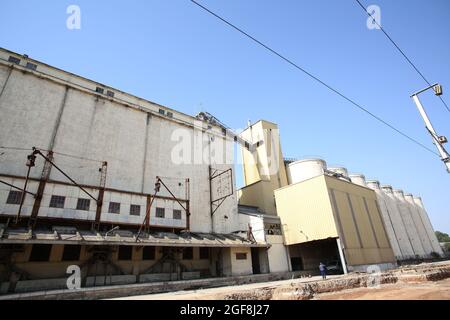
[411,83,450,173]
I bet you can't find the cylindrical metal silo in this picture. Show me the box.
[286,158,327,185]
[381,185,415,259]
[404,193,434,257]
[366,180,402,260]
[349,174,367,187]
[413,196,444,256]
[393,189,426,258]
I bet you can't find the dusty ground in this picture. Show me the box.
[315,278,450,300]
[114,277,450,300]
[113,275,341,300]
[113,261,450,300]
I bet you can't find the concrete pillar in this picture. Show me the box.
[336,238,348,274]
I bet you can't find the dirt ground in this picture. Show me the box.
[315,278,450,300]
[113,276,450,300]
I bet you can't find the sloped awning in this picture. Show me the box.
[0,226,269,248]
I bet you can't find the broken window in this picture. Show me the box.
[118,246,132,260]
[155,207,165,218]
[173,209,182,220]
[235,252,247,260]
[25,62,37,71]
[8,56,20,64]
[142,246,155,260]
[95,87,104,94]
[62,245,81,261]
[108,202,120,214]
[76,198,90,211]
[6,190,23,205]
[130,204,141,216]
[199,247,209,260]
[49,195,65,208]
[29,244,52,262]
[182,247,193,260]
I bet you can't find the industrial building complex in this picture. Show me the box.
[0,48,444,295]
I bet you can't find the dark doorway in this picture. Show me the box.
[291,257,304,271]
[251,248,260,274]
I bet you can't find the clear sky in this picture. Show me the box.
[1,0,449,233]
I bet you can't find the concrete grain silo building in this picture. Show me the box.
[0,48,267,294]
[365,180,403,261]
[393,189,426,258]
[413,197,444,256]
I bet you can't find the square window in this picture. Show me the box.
[155,207,165,218]
[166,112,173,118]
[106,90,114,97]
[8,56,20,64]
[29,244,52,262]
[49,195,65,208]
[6,190,23,205]
[118,246,132,260]
[158,108,165,115]
[95,87,104,94]
[173,209,182,220]
[76,198,90,211]
[182,247,193,260]
[236,253,247,260]
[142,246,155,260]
[25,62,37,71]
[199,247,209,260]
[62,245,81,261]
[108,202,120,214]
[130,204,141,216]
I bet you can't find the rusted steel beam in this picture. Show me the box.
[29,150,53,227]
[0,174,188,202]
[0,179,35,197]
[35,149,97,202]
[94,162,107,230]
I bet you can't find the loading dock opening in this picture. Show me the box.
[287,238,344,274]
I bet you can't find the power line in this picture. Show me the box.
[190,0,439,156]
[355,0,450,114]
[0,146,104,163]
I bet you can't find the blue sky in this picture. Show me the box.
[1,0,449,233]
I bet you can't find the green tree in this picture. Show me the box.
[435,231,450,243]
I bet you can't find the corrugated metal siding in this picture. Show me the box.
[325,176,395,266]
[274,176,338,245]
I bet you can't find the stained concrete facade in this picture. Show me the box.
[0,48,238,234]
[0,48,263,294]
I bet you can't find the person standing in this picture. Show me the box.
[319,262,327,280]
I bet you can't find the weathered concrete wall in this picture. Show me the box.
[0,51,239,234]
[229,247,253,276]
[266,235,289,273]
[393,191,426,258]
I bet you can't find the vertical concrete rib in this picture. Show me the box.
[0,66,13,101]
[346,193,363,248]
[141,113,151,193]
[48,86,69,151]
[329,189,347,248]
[363,198,380,248]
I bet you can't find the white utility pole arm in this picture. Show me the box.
[411,85,450,173]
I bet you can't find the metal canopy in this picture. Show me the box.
[0,227,268,248]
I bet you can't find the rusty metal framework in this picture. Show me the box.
[209,166,233,216]
[93,161,108,231]
[136,176,191,242]
[9,147,107,229]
